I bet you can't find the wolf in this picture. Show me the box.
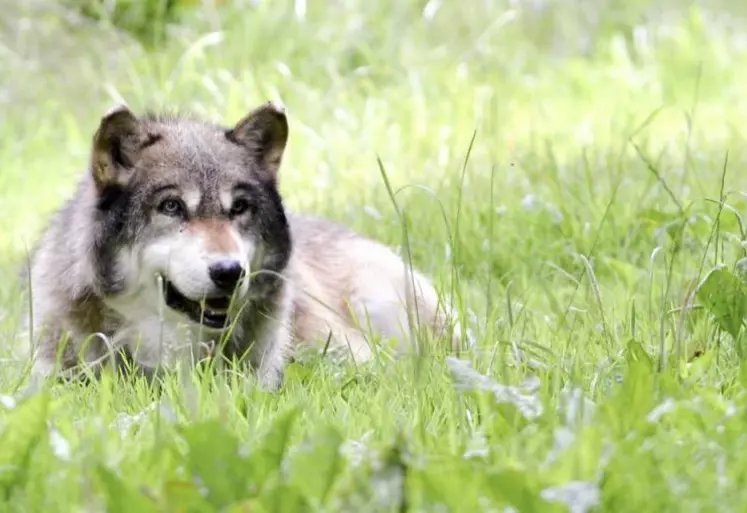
[23,100,457,390]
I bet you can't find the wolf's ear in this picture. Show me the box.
[226,101,289,180]
[91,104,142,191]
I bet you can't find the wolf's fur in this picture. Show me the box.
[24,101,456,390]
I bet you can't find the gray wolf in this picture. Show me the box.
[23,101,457,390]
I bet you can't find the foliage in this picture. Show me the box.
[1,0,747,511]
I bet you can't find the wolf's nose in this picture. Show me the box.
[208,260,244,290]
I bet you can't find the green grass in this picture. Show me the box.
[2,0,747,511]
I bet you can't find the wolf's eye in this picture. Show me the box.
[230,198,252,217]
[158,198,186,218]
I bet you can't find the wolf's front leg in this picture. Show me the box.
[248,317,292,391]
[244,288,294,391]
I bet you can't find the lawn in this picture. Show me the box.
[2,0,747,511]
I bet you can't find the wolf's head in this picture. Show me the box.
[87,101,292,331]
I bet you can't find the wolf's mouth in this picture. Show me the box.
[161,280,232,330]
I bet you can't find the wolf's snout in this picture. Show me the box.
[208,260,244,290]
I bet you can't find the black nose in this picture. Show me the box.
[208,260,244,290]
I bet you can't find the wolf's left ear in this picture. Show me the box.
[226,101,289,180]
[91,104,143,191]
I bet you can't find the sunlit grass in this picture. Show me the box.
[1,1,747,510]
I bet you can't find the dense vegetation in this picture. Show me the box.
[1,0,747,511]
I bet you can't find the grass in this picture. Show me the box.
[2,0,747,511]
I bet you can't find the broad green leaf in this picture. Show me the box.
[603,340,656,433]
[696,266,747,341]
[180,420,248,507]
[0,392,49,499]
[287,425,344,505]
[485,467,555,511]
[414,459,483,511]
[162,479,214,513]
[624,339,654,373]
[246,481,310,513]
[224,500,254,513]
[247,407,299,485]
[96,465,159,513]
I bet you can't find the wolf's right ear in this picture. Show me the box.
[91,104,142,191]
[226,101,289,180]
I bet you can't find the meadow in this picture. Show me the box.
[1,0,747,511]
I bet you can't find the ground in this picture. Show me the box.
[1,1,747,511]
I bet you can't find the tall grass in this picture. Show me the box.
[1,0,747,510]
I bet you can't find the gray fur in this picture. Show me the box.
[26,102,294,388]
[24,101,458,390]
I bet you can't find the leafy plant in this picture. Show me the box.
[0,393,49,500]
[696,266,747,343]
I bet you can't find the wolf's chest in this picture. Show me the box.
[111,314,225,370]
